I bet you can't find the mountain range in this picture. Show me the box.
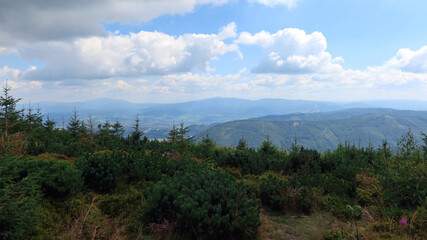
[22,97,427,146]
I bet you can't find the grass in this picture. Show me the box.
[258,208,349,240]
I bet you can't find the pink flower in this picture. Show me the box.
[400,217,407,226]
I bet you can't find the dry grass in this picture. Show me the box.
[62,196,128,240]
[258,208,354,240]
[35,152,76,163]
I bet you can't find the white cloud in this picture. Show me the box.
[0,66,23,79]
[0,0,229,46]
[7,62,427,103]
[116,80,133,90]
[154,71,244,93]
[248,0,301,8]
[20,26,238,80]
[384,46,427,73]
[236,28,343,74]
[218,22,237,40]
[0,47,10,56]
[1,79,42,98]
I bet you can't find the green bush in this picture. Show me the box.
[145,162,260,239]
[323,228,348,240]
[2,158,83,199]
[99,186,145,218]
[0,181,40,240]
[382,159,427,209]
[77,152,122,192]
[329,195,353,221]
[259,174,285,211]
[0,157,41,240]
[36,161,83,199]
[355,173,382,206]
[128,152,170,183]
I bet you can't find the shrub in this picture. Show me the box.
[99,186,145,218]
[36,161,83,199]
[128,152,170,183]
[77,152,122,192]
[0,181,40,240]
[323,228,348,240]
[0,157,41,240]
[355,173,382,206]
[1,158,82,199]
[329,195,353,221]
[259,174,285,211]
[382,158,427,209]
[145,162,260,239]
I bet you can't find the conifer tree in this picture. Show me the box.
[130,115,143,141]
[112,119,125,137]
[0,81,23,136]
[44,115,56,131]
[168,122,193,155]
[67,108,80,138]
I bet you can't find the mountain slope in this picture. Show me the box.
[196,109,427,151]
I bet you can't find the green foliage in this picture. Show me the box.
[1,157,82,199]
[127,115,145,151]
[0,180,40,240]
[77,152,123,193]
[288,145,320,174]
[0,82,24,135]
[397,129,419,158]
[195,133,216,159]
[328,195,353,221]
[0,156,41,240]
[259,174,285,211]
[323,228,347,240]
[99,186,145,218]
[259,174,314,214]
[128,151,171,183]
[381,131,427,210]
[383,159,427,209]
[36,161,83,199]
[168,122,194,156]
[145,162,260,239]
[347,204,362,220]
[355,174,382,206]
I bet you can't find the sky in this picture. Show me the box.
[1,0,427,103]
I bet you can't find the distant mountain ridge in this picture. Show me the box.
[20,97,427,140]
[195,108,427,152]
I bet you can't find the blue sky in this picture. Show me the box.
[1,0,427,103]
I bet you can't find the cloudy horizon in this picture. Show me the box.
[1,0,427,103]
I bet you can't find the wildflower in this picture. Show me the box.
[399,217,407,226]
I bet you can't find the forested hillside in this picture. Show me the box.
[33,98,427,139]
[1,87,426,240]
[197,108,427,151]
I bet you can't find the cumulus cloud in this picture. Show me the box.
[236,28,343,74]
[384,46,427,73]
[218,22,238,40]
[0,66,23,79]
[20,26,238,80]
[248,0,301,8]
[0,0,229,46]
